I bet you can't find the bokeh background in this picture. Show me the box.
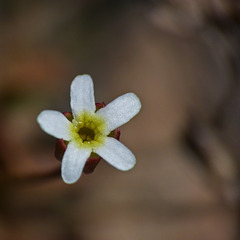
[1,0,240,239]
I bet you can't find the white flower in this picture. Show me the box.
[37,75,141,184]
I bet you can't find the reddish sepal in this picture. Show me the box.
[83,156,101,174]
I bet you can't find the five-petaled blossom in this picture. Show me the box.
[37,75,141,184]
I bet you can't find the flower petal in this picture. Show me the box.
[61,142,91,184]
[95,137,136,171]
[37,110,72,140]
[70,74,96,117]
[96,93,141,134]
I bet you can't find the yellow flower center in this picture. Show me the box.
[69,111,106,149]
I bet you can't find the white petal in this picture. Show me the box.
[61,142,91,184]
[95,137,136,171]
[37,110,72,140]
[96,93,141,134]
[70,74,96,117]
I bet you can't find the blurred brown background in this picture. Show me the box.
[1,0,240,239]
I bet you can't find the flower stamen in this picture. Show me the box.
[69,111,106,149]
[78,127,95,142]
